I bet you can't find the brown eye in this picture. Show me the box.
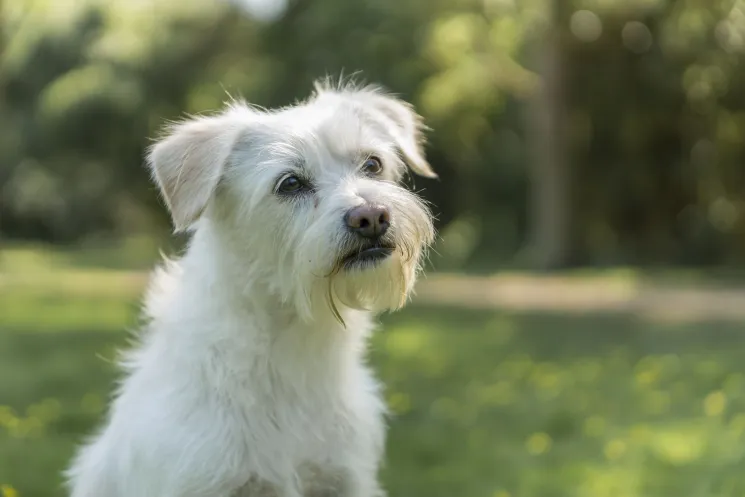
[278,175,303,194]
[362,157,383,175]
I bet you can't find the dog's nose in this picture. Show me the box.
[345,204,390,239]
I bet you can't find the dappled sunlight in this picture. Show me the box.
[647,425,707,465]
[3,0,745,493]
[374,305,745,497]
[3,261,745,495]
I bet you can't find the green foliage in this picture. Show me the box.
[3,0,745,267]
[2,250,745,496]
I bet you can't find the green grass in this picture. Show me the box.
[2,251,745,497]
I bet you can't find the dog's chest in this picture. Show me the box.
[187,318,384,496]
[238,370,367,453]
[227,396,362,497]
[233,464,345,497]
[219,362,380,492]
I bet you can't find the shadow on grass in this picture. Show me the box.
[2,305,745,496]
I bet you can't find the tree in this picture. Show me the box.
[526,0,573,270]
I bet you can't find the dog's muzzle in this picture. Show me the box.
[345,204,390,239]
[341,203,395,269]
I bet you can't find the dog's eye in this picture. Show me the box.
[278,176,304,194]
[362,157,383,176]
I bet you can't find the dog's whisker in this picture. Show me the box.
[326,279,346,328]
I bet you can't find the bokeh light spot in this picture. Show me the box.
[570,10,602,43]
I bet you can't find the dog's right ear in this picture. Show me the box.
[147,111,245,232]
[345,89,438,179]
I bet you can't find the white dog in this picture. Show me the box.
[66,80,436,497]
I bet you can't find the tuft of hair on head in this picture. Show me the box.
[312,74,437,179]
[312,70,370,96]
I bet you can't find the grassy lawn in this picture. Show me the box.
[2,248,745,496]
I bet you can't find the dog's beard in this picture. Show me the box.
[280,184,433,324]
[330,249,416,311]
[289,241,421,324]
[289,226,429,324]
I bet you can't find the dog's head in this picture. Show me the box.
[147,81,436,320]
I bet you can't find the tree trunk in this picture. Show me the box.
[526,0,572,270]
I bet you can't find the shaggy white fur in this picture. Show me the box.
[66,80,436,497]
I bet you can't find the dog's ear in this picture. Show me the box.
[354,91,437,179]
[147,111,245,232]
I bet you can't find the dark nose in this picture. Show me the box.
[345,204,391,239]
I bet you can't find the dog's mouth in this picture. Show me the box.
[341,243,395,270]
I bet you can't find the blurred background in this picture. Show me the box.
[3,0,745,495]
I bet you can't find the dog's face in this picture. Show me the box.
[147,82,435,319]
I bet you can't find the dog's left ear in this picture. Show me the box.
[147,111,245,232]
[354,91,437,179]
